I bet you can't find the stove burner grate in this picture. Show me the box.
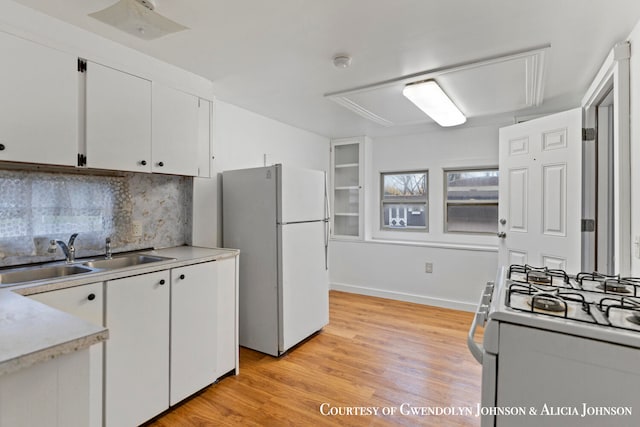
[627,314,640,326]
[528,293,565,312]
[596,282,632,294]
[508,264,570,285]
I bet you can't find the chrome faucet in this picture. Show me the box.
[49,233,79,263]
[105,237,112,259]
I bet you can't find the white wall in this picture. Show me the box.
[0,0,212,98]
[192,100,330,247]
[629,22,640,276]
[330,125,501,311]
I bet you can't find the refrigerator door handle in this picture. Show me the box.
[324,172,330,270]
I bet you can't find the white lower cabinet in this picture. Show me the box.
[24,255,238,427]
[0,349,90,427]
[105,257,238,426]
[28,282,103,427]
[170,262,218,405]
[216,257,238,376]
[105,271,170,427]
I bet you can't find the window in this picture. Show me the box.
[381,171,428,231]
[445,169,499,233]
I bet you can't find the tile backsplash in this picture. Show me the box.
[0,168,192,267]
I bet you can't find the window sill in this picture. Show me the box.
[330,237,498,253]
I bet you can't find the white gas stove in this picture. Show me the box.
[468,265,640,427]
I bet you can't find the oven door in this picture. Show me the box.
[468,281,499,427]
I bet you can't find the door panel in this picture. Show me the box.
[152,83,198,176]
[508,168,528,231]
[498,108,582,271]
[0,31,77,166]
[279,221,329,353]
[509,250,527,266]
[279,165,326,223]
[86,61,152,172]
[542,163,566,235]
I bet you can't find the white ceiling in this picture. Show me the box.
[11,0,640,138]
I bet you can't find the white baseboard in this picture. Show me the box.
[330,282,477,312]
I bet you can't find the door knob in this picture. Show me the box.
[499,218,506,225]
[497,232,507,239]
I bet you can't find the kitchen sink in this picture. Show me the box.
[82,254,173,270]
[0,265,94,287]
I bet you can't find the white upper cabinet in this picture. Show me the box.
[152,84,199,176]
[196,98,212,178]
[85,61,152,172]
[0,31,77,166]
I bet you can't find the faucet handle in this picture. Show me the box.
[105,237,113,259]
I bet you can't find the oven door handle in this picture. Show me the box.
[467,283,493,364]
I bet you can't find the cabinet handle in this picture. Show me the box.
[157,161,164,167]
[87,293,96,301]
[159,279,166,285]
[179,274,185,280]
[140,160,147,166]
[0,144,5,151]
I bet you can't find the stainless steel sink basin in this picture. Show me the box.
[82,254,173,270]
[0,265,94,286]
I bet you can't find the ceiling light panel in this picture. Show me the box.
[326,46,549,128]
[402,80,466,127]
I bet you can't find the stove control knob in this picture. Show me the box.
[497,232,507,239]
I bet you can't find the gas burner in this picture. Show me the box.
[527,271,551,284]
[508,264,570,286]
[596,281,631,294]
[528,293,565,312]
[627,313,640,326]
[576,272,620,282]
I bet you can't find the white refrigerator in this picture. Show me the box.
[222,164,330,356]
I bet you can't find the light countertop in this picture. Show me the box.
[0,246,239,376]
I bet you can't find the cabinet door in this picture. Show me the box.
[152,83,198,176]
[216,256,238,377]
[0,31,77,166]
[196,98,212,178]
[29,282,103,427]
[331,138,365,239]
[86,61,152,172]
[105,271,169,427]
[170,262,217,405]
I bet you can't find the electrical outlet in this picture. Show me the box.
[425,262,433,274]
[132,221,143,237]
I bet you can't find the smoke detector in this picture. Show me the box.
[89,0,188,40]
[333,55,352,69]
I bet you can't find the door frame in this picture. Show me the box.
[581,42,631,275]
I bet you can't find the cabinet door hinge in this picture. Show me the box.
[582,128,596,141]
[77,153,87,167]
[77,58,87,73]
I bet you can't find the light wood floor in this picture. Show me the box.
[149,291,482,426]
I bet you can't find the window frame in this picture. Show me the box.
[379,169,429,232]
[443,167,499,235]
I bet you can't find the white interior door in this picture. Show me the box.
[498,108,582,272]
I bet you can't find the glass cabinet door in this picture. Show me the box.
[331,140,364,239]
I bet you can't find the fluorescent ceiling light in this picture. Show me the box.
[89,0,188,40]
[402,80,466,127]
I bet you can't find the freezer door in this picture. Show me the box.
[278,221,329,353]
[278,165,327,223]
